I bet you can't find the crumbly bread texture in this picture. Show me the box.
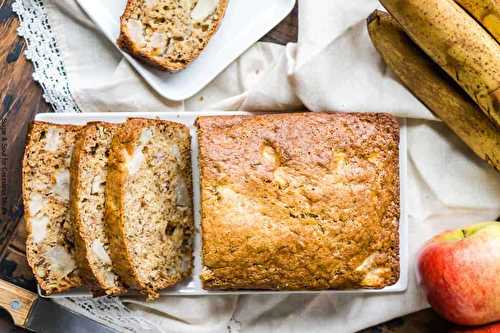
[105,118,194,299]
[117,0,228,71]
[197,112,400,290]
[23,122,82,294]
[70,122,126,296]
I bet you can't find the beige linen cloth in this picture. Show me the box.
[42,0,500,332]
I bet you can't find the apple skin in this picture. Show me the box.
[418,222,500,326]
[450,321,500,333]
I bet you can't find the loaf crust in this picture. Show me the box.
[117,0,229,71]
[197,112,400,290]
[70,122,127,296]
[23,122,82,294]
[105,118,194,299]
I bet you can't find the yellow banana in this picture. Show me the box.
[368,10,500,171]
[380,0,500,128]
[454,0,500,42]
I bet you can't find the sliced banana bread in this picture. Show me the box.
[70,122,126,296]
[22,122,82,294]
[105,118,194,299]
[117,0,228,71]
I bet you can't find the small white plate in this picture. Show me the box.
[76,0,296,101]
[36,111,408,297]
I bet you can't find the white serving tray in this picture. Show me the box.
[36,111,408,297]
[76,0,296,101]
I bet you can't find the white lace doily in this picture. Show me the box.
[56,297,157,332]
[13,0,79,113]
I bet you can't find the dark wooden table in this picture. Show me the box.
[0,1,452,332]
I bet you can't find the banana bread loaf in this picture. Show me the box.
[197,112,400,290]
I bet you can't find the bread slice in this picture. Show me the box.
[105,118,194,299]
[70,122,127,296]
[117,0,228,71]
[22,122,82,294]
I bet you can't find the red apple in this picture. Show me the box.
[450,321,500,333]
[418,222,500,326]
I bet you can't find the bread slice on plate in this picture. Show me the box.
[22,122,82,295]
[70,122,127,296]
[105,118,194,299]
[117,0,229,71]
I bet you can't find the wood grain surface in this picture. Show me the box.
[0,279,37,327]
[0,0,48,288]
[0,1,452,332]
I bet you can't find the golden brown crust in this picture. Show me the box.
[23,122,82,295]
[197,112,400,290]
[106,118,194,299]
[117,0,229,72]
[70,122,127,296]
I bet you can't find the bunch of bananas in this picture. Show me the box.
[368,0,500,171]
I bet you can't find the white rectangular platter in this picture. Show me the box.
[36,111,408,297]
[76,0,296,101]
